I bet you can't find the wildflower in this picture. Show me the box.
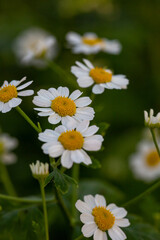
[129,140,160,182]
[0,133,18,165]
[144,109,160,128]
[13,28,57,67]
[76,194,130,240]
[66,32,121,54]
[30,160,49,180]
[71,59,129,94]
[0,77,34,113]
[33,87,94,128]
[38,120,103,169]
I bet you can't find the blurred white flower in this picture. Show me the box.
[144,109,160,128]
[66,32,121,54]
[129,140,160,182]
[13,28,58,67]
[30,160,49,179]
[0,77,34,113]
[76,194,130,240]
[71,59,129,94]
[0,133,18,165]
[33,86,94,128]
[38,120,103,169]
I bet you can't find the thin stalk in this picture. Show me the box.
[0,162,17,196]
[71,164,79,223]
[39,180,49,240]
[123,179,160,208]
[0,193,55,204]
[150,128,160,157]
[16,106,41,133]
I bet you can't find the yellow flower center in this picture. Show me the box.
[58,130,84,150]
[51,96,76,117]
[90,67,112,84]
[82,37,104,46]
[92,206,115,231]
[0,142,4,155]
[0,85,17,103]
[146,151,160,167]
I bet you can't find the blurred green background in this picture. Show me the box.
[0,0,160,239]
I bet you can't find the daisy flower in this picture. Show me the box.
[144,109,160,128]
[13,28,57,67]
[0,77,34,113]
[66,32,122,55]
[76,194,130,240]
[38,120,103,169]
[71,59,129,94]
[129,140,160,182]
[30,160,49,179]
[0,133,18,165]
[33,86,94,128]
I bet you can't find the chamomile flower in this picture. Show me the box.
[0,77,34,113]
[129,140,160,182]
[38,120,103,169]
[30,160,49,180]
[66,32,121,54]
[71,59,129,94]
[144,109,160,128]
[13,28,57,67]
[76,194,130,240]
[33,87,94,128]
[0,133,18,165]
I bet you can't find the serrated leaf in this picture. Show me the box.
[44,171,54,187]
[87,156,101,169]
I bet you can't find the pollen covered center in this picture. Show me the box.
[92,206,115,231]
[90,67,112,84]
[82,37,104,46]
[0,85,18,103]
[58,130,84,150]
[51,96,76,117]
[146,150,160,167]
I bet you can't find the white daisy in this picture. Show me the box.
[76,194,130,240]
[30,160,49,179]
[13,28,58,67]
[33,86,95,128]
[144,109,160,128]
[71,59,129,94]
[0,133,18,165]
[129,140,160,182]
[38,120,103,169]
[0,77,34,113]
[66,32,121,55]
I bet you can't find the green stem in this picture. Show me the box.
[16,106,41,133]
[123,179,160,208]
[150,128,160,157]
[74,234,84,240]
[47,60,77,89]
[39,180,49,240]
[72,164,79,223]
[0,162,17,196]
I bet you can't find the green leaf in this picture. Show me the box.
[98,122,110,136]
[86,156,101,169]
[44,171,54,187]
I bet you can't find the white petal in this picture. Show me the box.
[55,125,67,134]
[48,113,61,124]
[0,102,3,111]
[75,107,95,121]
[80,213,94,224]
[33,96,51,107]
[83,59,94,69]
[111,207,127,219]
[57,87,69,97]
[38,129,58,142]
[34,107,52,112]
[104,82,121,90]
[94,229,108,240]
[115,218,130,227]
[82,125,99,137]
[95,194,106,207]
[42,142,55,154]
[48,88,59,98]
[2,153,17,165]
[76,61,89,71]
[79,149,92,165]
[108,226,126,240]
[83,135,103,151]
[61,116,77,129]
[38,111,53,116]
[107,204,117,211]
[16,81,33,90]
[76,120,90,133]
[75,97,92,107]
[8,98,22,107]
[71,150,85,163]
[2,102,11,113]
[48,143,64,158]
[75,200,92,214]
[69,90,83,100]
[66,32,81,44]
[38,89,54,100]
[18,90,34,96]
[82,223,97,238]
[84,195,96,209]
[77,77,94,88]
[61,150,73,168]
[92,84,105,94]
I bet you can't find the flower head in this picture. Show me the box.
[129,140,160,182]
[33,86,94,128]
[71,59,129,94]
[30,160,49,180]
[38,120,103,169]
[76,194,130,240]
[144,109,160,128]
[0,77,34,113]
[66,32,121,55]
[13,28,57,67]
[0,133,18,165]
